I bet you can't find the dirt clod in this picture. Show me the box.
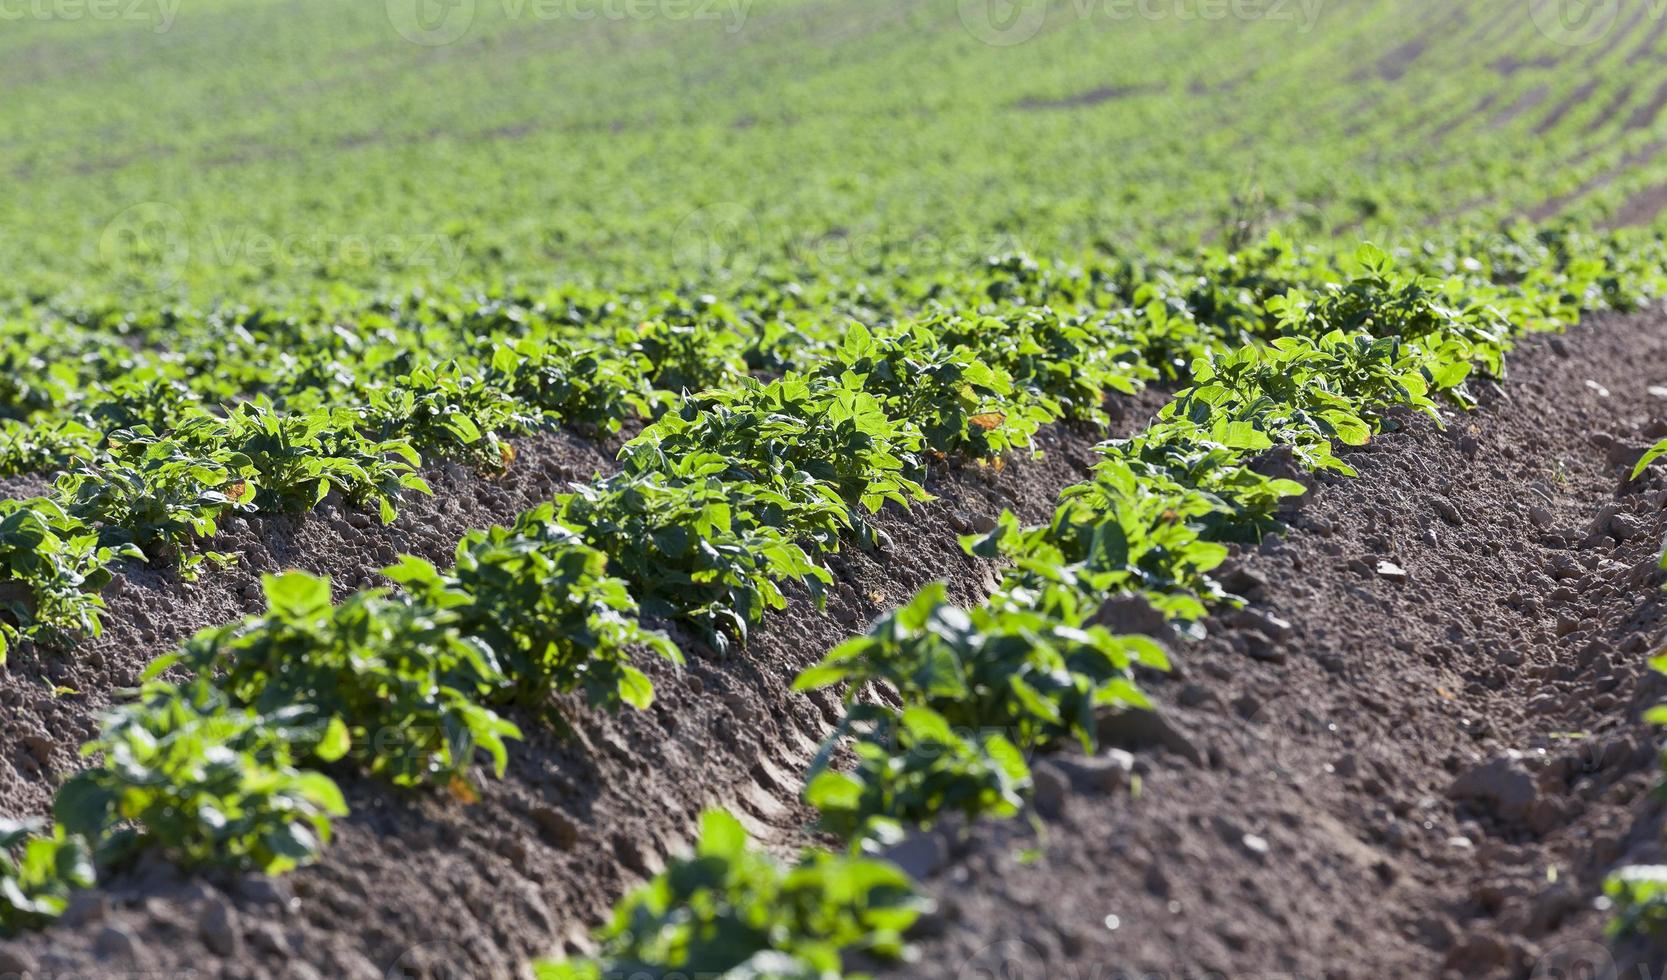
[1448,752,1541,825]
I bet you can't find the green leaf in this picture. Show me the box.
[261,572,332,618]
[315,717,351,762]
[616,665,654,710]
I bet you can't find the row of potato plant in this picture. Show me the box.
[0,250,1200,937]
[0,233,1655,954]
[1,227,1640,659]
[534,240,1664,978]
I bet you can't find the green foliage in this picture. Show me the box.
[1606,866,1667,938]
[804,705,1031,843]
[8,1,1667,958]
[1309,244,1515,383]
[388,507,681,715]
[54,680,347,875]
[1101,422,1309,541]
[358,363,529,471]
[1633,438,1667,480]
[792,242,1556,859]
[971,464,1235,624]
[219,404,430,523]
[0,821,93,937]
[487,338,653,433]
[624,373,929,526]
[156,572,521,788]
[57,421,251,573]
[0,498,137,663]
[1169,330,1440,477]
[929,309,1148,425]
[618,317,750,395]
[0,417,94,478]
[828,321,1049,459]
[556,469,833,654]
[84,377,203,437]
[533,810,926,980]
[797,583,1165,752]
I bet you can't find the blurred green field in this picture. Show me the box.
[11,4,1667,973]
[7,0,1667,303]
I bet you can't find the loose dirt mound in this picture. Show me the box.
[0,392,1168,978]
[883,311,1667,979]
[0,429,621,824]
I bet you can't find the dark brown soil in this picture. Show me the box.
[0,472,52,501]
[1010,84,1167,111]
[0,429,622,825]
[1625,79,1667,134]
[1536,79,1601,137]
[1628,8,1667,65]
[1605,182,1667,230]
[879,311,1667,980]
[0,390,1168,978]
[10,308,1667,979]
[1488,85,1550,130]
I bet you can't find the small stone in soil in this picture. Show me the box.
[1609,512,1644,541]
[1241,631,1286,664]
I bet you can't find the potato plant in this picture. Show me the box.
[534,810,925,979]
[0,822,93,937]
[388,507,681,715]
[54,679,348,875]
[155,572,521,789]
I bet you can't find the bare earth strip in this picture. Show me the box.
[880,311,1667,979]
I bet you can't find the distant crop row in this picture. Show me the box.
[0,230,1659,959]
[9,0,1667,306]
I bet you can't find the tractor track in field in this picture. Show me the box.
[0,389,1169,978]
[879,311,1667,980]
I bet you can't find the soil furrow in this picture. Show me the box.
[879,310,1667,979]
[1,429,620,823]
[0,393,1169,978]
